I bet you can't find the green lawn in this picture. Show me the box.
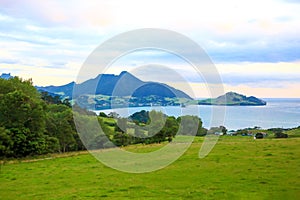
[1,136,299,199]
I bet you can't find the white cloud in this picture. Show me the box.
[0,0,300,97]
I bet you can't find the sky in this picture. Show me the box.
[0,0,299,98]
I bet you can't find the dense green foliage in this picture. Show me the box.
[0,78,83,157]
[0,78,49,157]
[129,110,150,124]
[0,78,205,158]
[86,110,204,148]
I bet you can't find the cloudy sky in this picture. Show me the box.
[0,0,299,98]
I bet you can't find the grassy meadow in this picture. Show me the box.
[1,136,299,199]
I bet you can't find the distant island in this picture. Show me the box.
[1,72,267,109]
[198,92,267,106]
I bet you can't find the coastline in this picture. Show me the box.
[90,98,300,131]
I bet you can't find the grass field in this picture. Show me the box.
[1,136,299,199]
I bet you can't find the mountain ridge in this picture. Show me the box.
[0,73,13,80]
[36,71,192,100]
[1,72,267,108]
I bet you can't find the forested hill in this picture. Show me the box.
[198,92,267,106]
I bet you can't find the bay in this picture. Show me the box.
[93,98,300,130]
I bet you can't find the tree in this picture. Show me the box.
[115,118,128,133]
[0,78,49,157]
[0,127,13,157]
[177,115,202,136]
[220,126,227,135]
[273,129,288,138]
[40,91,61,104]
[129,110,150,124]
[147,110,166,137]
[45,104,77,152]
[113,132,131,146]
[197,127,208,136]
[133,126,146,143]
[89,134,109,149]
[99,112,108,118]
[162,116,179,138]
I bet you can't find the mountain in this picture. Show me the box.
[0,73,13,80]
[37,71,192,100]
[198,92,267,106]
[37,81,75,99]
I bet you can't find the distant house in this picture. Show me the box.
[214,131,223,136]
[208,126,226,135]
[242,132,253,136]
[228,130,237,136]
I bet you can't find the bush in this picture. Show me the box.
[275,132,288,138]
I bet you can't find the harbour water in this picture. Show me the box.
[94,98,300,130]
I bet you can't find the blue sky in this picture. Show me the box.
[0,0,299,97]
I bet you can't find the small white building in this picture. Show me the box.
[214,131,223,136]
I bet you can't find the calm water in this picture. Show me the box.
[94,98,300,130]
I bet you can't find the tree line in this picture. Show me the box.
[88,110,208,149]
[0,77,207,158]
[0,77,85,158]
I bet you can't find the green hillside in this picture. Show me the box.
[1,137,299,199]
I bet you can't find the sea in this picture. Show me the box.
[93,98,300,130]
